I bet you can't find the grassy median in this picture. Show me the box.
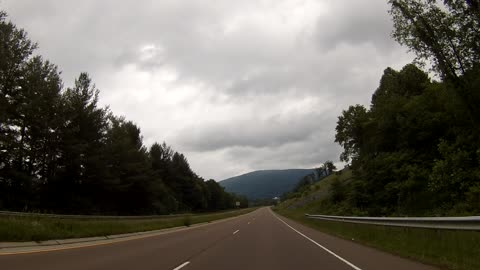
[0,208,256,242]
[275,208,480,270]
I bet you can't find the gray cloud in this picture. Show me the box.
[177,110,328,151]
[2,0,413,180]
[314,0,398,52]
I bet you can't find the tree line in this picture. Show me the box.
[0,11,247,215]
[282,161,337,201]
[333,0,480,216]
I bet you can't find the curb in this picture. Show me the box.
[0,222,207,250]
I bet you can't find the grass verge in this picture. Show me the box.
[275,208,480,270]
[0,208,256,242]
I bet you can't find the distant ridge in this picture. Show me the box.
[219,169,315,200]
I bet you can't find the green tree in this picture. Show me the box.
[323,161,336,176]
[150,142,173,180]
[329,177,346,203]
[20,57,63,178]
[389,0,480,80]
[149,142,178,213]
[103,117,152,214]
[334,65,457,215]
[389,0,480,122]
[15,56,64,210]
[205,179,227,210]
[0,11,38,210]
[335,105,368,163]
[0,13,64,210]
[49,73,108,212]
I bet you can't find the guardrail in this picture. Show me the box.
[0,209,248,219]
[305,214,480,231]
[0,210,189,220]
[0,208,244,220]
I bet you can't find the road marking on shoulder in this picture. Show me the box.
[172,261,190,270]
[233,230,239,235]
[272,212,362,270]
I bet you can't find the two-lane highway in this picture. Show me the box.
[0,207,439,270]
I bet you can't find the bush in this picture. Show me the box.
[183,215,192,227]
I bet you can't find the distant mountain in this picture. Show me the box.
[219,169,315,200]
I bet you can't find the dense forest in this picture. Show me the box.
[333,0,480,216]
[0,11,247,215]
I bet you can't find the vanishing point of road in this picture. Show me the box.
[0,207,438,270]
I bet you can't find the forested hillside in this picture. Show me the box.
[331,0,480,216]
[0,11,246,215]
[220,169,315,200]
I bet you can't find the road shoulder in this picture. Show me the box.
[271,208,440,270]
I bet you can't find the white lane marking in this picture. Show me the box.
[272,212,362,270]
[173,261,190,270]
[233,230,240,235]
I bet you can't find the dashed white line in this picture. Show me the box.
[233,230,240,235]
[272,211,363,270]
[172,261,190,270]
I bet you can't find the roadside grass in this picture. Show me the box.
[275,207,480,270]
[275,169,480,270]
[280,169,353,213]
[0,208,256,242]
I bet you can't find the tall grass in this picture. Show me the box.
[0,208,255,242]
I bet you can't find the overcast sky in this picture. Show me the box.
[2,0,413,180]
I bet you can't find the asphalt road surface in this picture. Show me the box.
[0,207,439,270]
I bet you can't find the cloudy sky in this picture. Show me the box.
[2,0,413,180]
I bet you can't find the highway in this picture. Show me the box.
[0,207,438,270]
